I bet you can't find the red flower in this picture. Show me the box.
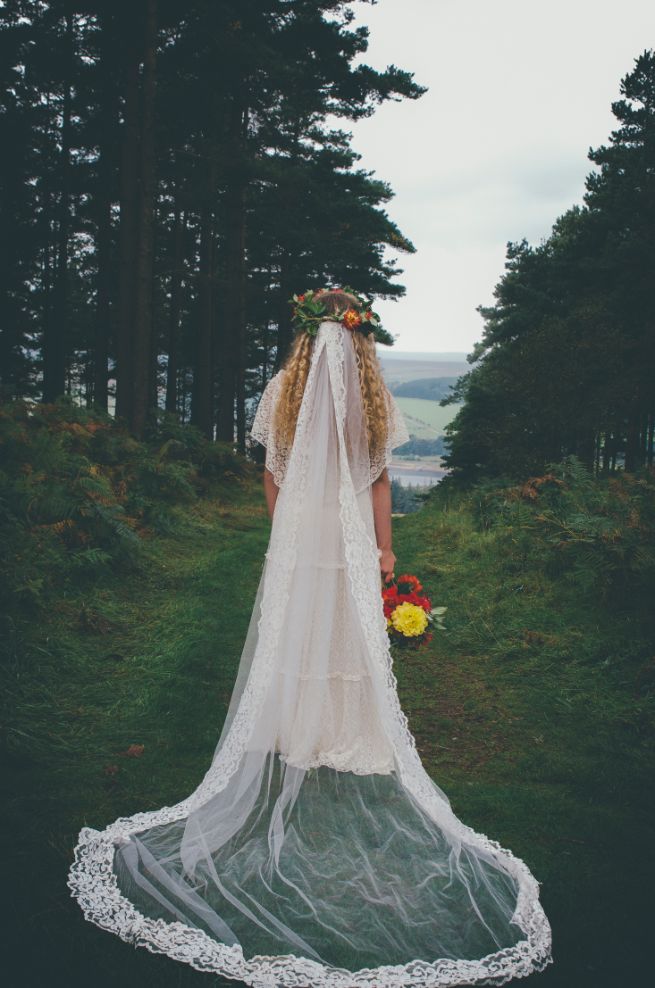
[393,591,430,612]
[382,586,398,618]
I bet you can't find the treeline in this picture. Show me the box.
[390,478,425,515]
[394,436,447,457]
[442,51,655,484]
[0,0,424,440]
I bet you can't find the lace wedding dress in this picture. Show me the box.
[68,319,553,986]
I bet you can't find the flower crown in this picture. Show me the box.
[289,286,396,346]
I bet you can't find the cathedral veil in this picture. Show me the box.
[68,319,552,986]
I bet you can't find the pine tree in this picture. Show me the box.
[0,0,425,446]
[441,50,655,484]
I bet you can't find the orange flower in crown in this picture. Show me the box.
[343,308,362,331]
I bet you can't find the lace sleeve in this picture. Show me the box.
[387,390,410,451]
[249,372,290,487]
[369,389,410,484]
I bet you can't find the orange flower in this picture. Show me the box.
[343,308,362,330]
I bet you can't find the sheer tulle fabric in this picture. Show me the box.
[68,320,553,986]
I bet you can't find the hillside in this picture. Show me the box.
[391,377,460,401]
[2,407,653,986]
[393,396,460,439]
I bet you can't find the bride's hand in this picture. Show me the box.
[379,548,396,583]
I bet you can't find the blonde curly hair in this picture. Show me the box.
[272,289,390,463]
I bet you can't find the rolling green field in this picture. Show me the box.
[394,395,460,438]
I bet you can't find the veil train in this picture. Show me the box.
[68,319,553,986]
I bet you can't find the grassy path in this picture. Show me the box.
[6,482,270,987]
[5,478,652,986]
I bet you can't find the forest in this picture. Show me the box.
[1,0,423,441]
[2,4,654,986]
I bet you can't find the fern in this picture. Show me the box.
[69,547,112,569]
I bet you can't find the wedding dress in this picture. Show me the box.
[68,319,553,986]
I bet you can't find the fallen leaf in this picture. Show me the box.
[123,744,145,758]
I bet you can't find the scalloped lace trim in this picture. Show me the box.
[68,821,552,987]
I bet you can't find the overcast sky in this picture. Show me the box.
[345,0,654,354]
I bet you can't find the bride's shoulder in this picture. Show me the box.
[260,368,285,397]
[272,366,287,383]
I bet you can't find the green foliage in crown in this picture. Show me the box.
[289,286,396,346]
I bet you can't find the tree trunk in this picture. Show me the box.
[165,201,185,413]
[276,249,294,370]
[0,108,26,398]
[217,95,248,445]
[43,9,74,403]
[93,13,117,412]
[601,430,611,475]
[234,181,247,454]
[130,0,158,438]
[115,26,141,424]
[148,197,161,413]
[191,181,216,439]
[262,321,271,387]
[624,400,640,473]
[593,431,601,477]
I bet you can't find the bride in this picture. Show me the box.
[68,288,553,986]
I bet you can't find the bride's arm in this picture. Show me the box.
[372,468,396,582]
[263,467,279,520]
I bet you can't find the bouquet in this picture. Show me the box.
[382,573,446,651]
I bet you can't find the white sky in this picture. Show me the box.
[347,0,655,353]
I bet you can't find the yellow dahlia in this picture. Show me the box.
[390,601,428,637]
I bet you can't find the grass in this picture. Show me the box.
[4,478,268,988]
[393,494,654,987]
[3,469,653,987]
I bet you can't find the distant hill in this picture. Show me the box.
[381,351,468,362]
[391,377,459,401]
[375,352,466,446]
[378,353,469,388]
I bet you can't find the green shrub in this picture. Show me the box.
[0,399,250,621]
[451,455,655,606]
